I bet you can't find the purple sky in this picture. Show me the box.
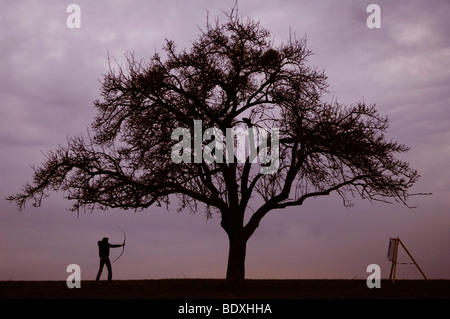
[1,0,449,281]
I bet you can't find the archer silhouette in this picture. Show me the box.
[95,237,124,282]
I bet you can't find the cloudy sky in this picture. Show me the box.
[1,0,449,281]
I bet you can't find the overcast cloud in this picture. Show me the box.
[1,0,449,281]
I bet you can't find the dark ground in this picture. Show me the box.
[0,279,448,299]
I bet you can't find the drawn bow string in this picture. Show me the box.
[112,227,126,263]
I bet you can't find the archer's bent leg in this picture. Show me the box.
[96,258,106,281]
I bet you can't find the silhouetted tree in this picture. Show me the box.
[7,9,420,286]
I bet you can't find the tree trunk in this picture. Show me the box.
[225,234,247,287]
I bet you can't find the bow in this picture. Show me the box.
[112,227,126,263]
